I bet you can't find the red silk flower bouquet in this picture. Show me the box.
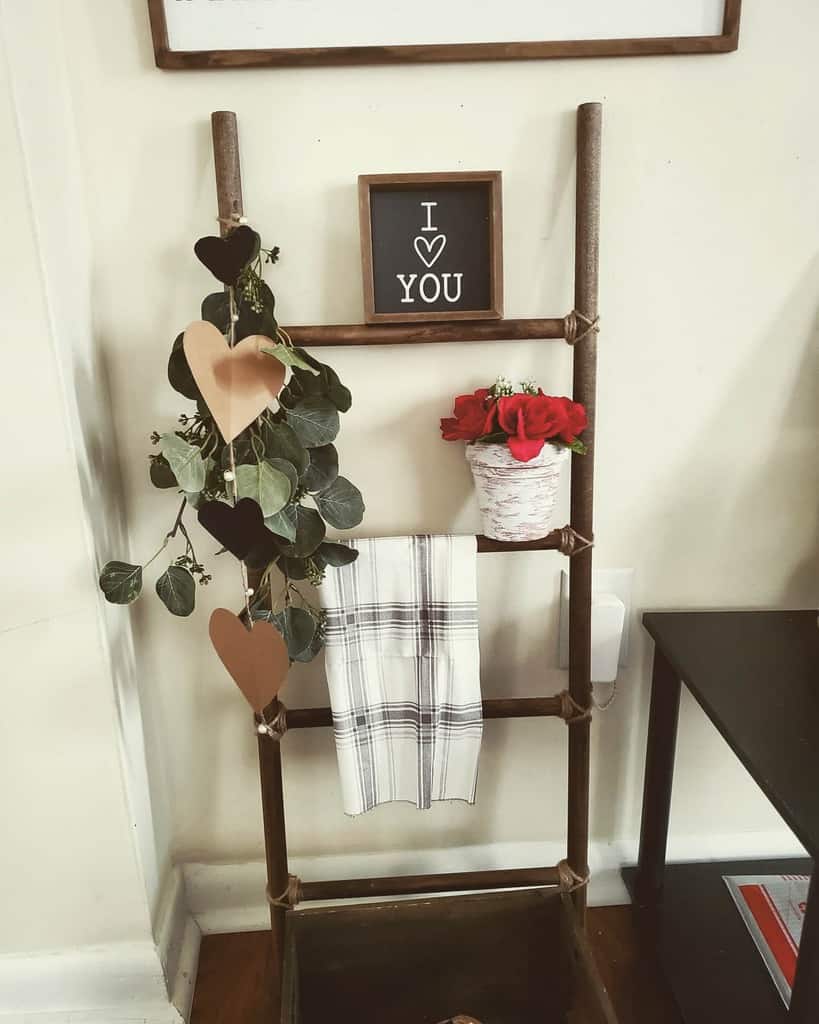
[441,377,588,462]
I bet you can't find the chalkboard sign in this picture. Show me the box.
[359,173,503,324]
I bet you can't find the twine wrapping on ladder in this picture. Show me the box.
[557,858,590,894]
[563,309,600,346]
[256,702,288,741]
[557,690,593,725]
[555,525,594,557]
[266,875,302,910]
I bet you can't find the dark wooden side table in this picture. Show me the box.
[623,611,819,1023]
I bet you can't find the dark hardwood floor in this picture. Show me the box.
[190,905,680,1024]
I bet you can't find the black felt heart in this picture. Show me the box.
[198,498,277,568]
[194,225,260,286]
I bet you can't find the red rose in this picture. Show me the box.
[441,389,497,442]
[551,396,588,443]
[497,393,567,461]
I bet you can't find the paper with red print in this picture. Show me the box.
[724,874,810,1007]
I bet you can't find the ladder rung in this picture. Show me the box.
[285,317,566,348]
[286,696,563,730]
[477,530,563,553]
[299,865,561,903]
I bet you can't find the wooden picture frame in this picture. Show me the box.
[147,0,741,70]
[358,172,503,325]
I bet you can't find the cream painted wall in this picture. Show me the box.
[0,21,154,957]
[40,0,819,884]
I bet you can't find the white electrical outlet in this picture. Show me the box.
[558,568,634,671]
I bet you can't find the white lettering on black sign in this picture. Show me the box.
[369,186,492,317]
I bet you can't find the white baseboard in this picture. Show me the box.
[0,868,200,1024]
[183,829,807,934]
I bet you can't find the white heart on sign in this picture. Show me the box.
[414,234,447,269]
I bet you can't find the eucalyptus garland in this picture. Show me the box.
[99,225,364,663]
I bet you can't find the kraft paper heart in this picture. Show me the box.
[198,498,277,568]
[414,234,447,269]
[194,225,259,285]
[209,608,289,713]
[183,321,285,443]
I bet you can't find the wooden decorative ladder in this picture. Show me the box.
[209,102,616,1024]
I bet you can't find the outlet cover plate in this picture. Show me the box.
[558,568,634,670]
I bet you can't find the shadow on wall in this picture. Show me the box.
[591,255,819,843]
[625,253,819,612]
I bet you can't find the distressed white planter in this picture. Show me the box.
[466,442,570,542]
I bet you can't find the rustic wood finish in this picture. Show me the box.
[358,171,503,324]
[283,889,569,1024]
[284,316,565,347]
[208,102,605,1019]
[210,119,290,1014]
[300,866,561,903]
[149,0,741,70]
[567,101,601,923]
[285,694,566,731]
[192,907,680,1024]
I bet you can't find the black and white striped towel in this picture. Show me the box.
[317,535,482,816]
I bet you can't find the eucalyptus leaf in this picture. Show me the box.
[264,503,298,544]
[159,434,206,493]
[277,555,310,581]
[292,633,325,663]
[150,455,178,489]
[235,461,291,517]
[201,292,229,332]
[318,542,359,568]
[315,477,365,530]
[281,505,326,558]
[99,561,143,605]
[292,347,324,372]
[262,343,320,374]
[168,334,200,401]
[302,444,339,493]
[272,607,316,660]
[260,421,309,475]
[155,565,196,617]
[266,458,299,498]
[326,366,352,413]
[292,364,329,397]
[285,398,340,449]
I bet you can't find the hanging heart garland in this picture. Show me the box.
[209,608,290,713]
[98,220,364,668]
[198,497,278,568]
[182,321,286,443]
[194,224,260,285]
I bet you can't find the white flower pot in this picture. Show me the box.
[465,442,570,542]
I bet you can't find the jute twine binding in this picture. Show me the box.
[266,875,302,910]
[256,703,288,741]
[557,858,591,894]
[564,310,600,346]
[557,690,593,725]
[216,214,248,229]
[555,525,594,557]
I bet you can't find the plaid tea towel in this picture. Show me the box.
[318,535,482,816]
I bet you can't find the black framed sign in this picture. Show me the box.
[148,0,741,70]
[358,172,503,325]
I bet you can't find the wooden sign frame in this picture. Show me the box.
[358,172,503,325]
[147,0,741,70]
